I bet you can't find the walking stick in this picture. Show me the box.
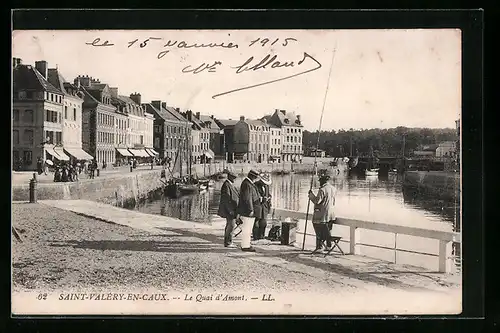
[301,45,337,251]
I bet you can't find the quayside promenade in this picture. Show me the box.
[12,201,461,315]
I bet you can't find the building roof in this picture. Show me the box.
[144,103,180,122]
[13,64,62,95]
[165,106,190,123]
[198,115,222,131]
[269,109,303,127]
[116,95,145,117]
[216,119,239,127]
[47,68,82,99]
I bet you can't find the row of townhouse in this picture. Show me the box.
[12,58,157,171]
[215,109,304,163]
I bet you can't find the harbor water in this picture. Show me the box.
[125,173,460,272]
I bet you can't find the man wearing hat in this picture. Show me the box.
[217,169,240,248]
[237,169,261,252]
[308,169,337,251]
[253,172,272,241]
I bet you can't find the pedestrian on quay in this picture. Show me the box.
[36,157,43,175]
[102,160,107,170]
[252,172,272,242]
[236,169,261,252]
[308,169,337,252]
[217,169,240,248]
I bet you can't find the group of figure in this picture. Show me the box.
[217,168,338,253]
[217,169,272,251]
[53,163,82,182]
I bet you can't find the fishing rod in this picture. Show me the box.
[302,45,338,251]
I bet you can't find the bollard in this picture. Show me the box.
[29,173,37,203]
[281,219,298,245]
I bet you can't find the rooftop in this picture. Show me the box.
[13,64,62,95]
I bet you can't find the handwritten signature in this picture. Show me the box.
[84,36,316,98]
[212,52,322,99]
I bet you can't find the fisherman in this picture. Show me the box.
[253,172,272,242]
[237,169,261,252]
[217,169,240,248]
[308,169,337,251]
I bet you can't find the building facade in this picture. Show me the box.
[214,118,238,163]
[183,111,212,164]
[13,59,66,171]
[265,109,304,162]
[146,101,191,162]
[199,115,224,159]
[233,116,270,163]
[267,121,281,163]
[435,141,456,158]
[47,68,92,162]
[76,75,118,164]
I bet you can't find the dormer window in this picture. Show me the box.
[284,119,289,124]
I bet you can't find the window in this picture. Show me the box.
[154,137,160,148]
[154,125,160,133]
[50,94,53,102]
[24,109,34,123]
[46,131,54,144]
[23,129,33,145]
[13,130,19,144]
[58,112,61,123]
[65,106,68,119]
[18,91,27,99]
[55,132,62,144]
[13,109,20,121]
[13,151,19,164]
[23,151,32,165]
[73,108,77,121]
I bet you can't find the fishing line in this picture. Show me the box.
[302,44,338,251]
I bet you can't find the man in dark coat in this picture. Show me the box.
[237,169,261,252]
[217,169,240,248]
[253,173,272,241]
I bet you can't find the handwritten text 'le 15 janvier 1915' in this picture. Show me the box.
[85,36,323,98]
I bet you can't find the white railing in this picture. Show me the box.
[270,208,461,273]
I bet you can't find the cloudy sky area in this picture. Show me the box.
[12,29,461,131]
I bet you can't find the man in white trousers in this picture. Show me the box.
[237,169,261,252]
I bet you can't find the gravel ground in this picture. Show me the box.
[12,203,343,293]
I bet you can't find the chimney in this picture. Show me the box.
[75,75,91,87]
[195,112,200,119]
[280,109,286,115]
[210,115,214,119]
[12,57,22,69]
[151,100,162,110]
[240,116,245,121]
[175,107,180,112]
[130,92,141,105]
[161,102,167,109]
[35,60,48,79]
[110,87,118,98]
[186,110,193,121]
[296,115,301,122]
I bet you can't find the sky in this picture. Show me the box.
[12,29,461,131]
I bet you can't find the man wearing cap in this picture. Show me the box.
[253,173,272,241]
[217,169,240,248]
[308,170,337,251]
[237,169,261,252]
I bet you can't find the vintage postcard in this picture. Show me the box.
[12,28,462,315]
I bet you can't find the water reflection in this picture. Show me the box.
[134,173,458,231]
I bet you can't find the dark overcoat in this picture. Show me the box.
[217,179,240,219]
[237,177,260,217]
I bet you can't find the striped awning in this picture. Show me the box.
[45,146,70,161]
[64,147,93,160]
[145,148,159,157]
[128,149,150,158]
[116,148,133,157]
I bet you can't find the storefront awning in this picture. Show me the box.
[146,148,159,157]
[116,148,133,157]
[53,147,70,161]
[203,150,214,159]
[64,147,93,160]
[128,149,150,158]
